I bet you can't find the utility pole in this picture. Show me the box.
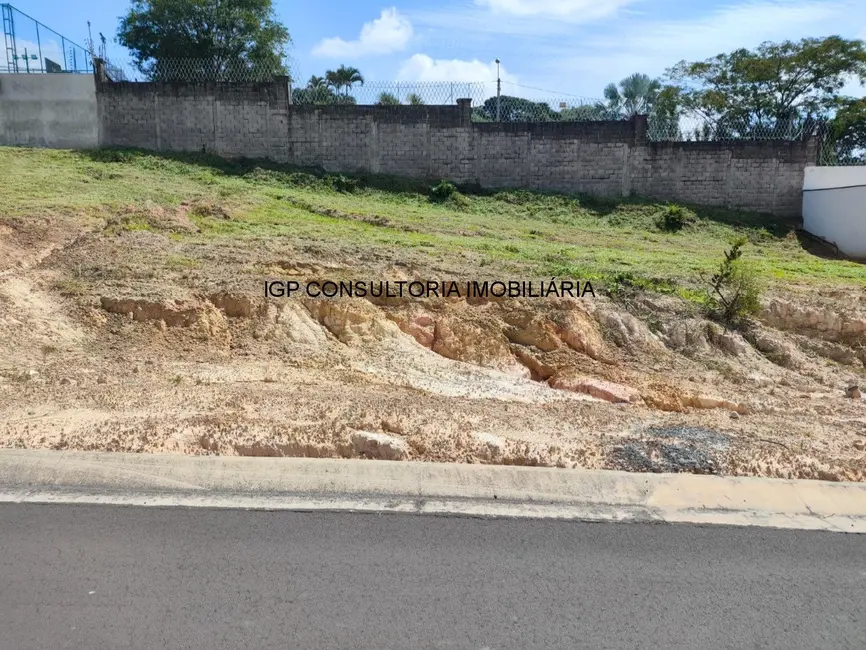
[495,58,501,122]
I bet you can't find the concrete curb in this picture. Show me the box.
[1,449,865,532]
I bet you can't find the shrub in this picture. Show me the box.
[430,180,458,202]
[326,174,359,193]
[655,204,694,232]
[707,237,763,323]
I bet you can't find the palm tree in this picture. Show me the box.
[406,93,424,105]
[326,65,364,97]
[307,75,327,89]
[377,92,400,106]
[603,73,661,118]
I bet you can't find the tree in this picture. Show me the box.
[117,0,291,81]
[474,96,560,122]
[307,75,327,89]
[559,104,609,121]
[826,97,866,163]
[292,86,356,105]
[666,36,866,138]
[603,73,662,117]
[377,92,400,106]
[406,93,424,105]
[326,65,364,96]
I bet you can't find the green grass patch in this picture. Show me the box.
[2,146,864,292]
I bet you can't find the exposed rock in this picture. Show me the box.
[549,373,642,404]
[744,329,799,368]
[552,307,607,360]
[471,432,506,461]
[501,309,562,352]
[685,394,750,415]
[760,299,866,342]
[707,325,748,356]
[210,293,262,318]
[431,316,530,378]
[256,302,329,347]
[388,309,436,348]
[303,298,403,345]
[351,430,409,460]
[657,320,711,352]
[596,308,663,352]
[101,297,203,327]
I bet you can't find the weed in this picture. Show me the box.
[52,278,87,297]
[165,255,200,270]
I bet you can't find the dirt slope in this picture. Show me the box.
[1,213,865,481]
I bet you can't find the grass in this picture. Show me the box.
[2,146,864,296]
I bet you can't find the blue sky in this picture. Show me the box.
[7,0,866,100]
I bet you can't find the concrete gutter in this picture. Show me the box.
[1,449,865,533]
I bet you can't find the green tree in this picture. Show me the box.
[377,92,400,106]
[559,104,609,121]
[474,96,559,122]
[117,0,291,81]
[666,36,866,138]
[603,73,662,117]
[406,93,424,105]
[826,97,866,163]
[307,75,327,89]
[326,65,364,96]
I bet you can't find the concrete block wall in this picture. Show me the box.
[96,78,290,161]
[0,74,98,148]
[93,79,817,216]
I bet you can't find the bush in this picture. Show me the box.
[655,204,694,232]
[707,237,763,323]
[326,174,360,193]
[430,180,458,202]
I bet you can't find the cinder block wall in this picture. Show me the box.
[94,79,816,216]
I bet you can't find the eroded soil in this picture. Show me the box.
[2,210,865,481]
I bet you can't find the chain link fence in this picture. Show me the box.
[20,45,852,167]
[1,3,93,74]
[291,80,487,107]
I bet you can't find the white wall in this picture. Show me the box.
[802,166,866,258]
[0,74,98,148]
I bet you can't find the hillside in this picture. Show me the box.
[1,146,864,480]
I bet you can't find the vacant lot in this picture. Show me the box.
[1,146,864,480]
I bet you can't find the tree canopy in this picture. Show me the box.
[666,36,866,137]
[603,73,662,118]
[474,96,559,122]
[326,65,365,95]
[117,0,291,81]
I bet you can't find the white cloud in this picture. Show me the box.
[397,54,517,83]
[476,0,634,18]
[397,54,518,98]
[564,0,864,88]
[313,8,413,58]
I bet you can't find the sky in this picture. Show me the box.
[4,0,866,101]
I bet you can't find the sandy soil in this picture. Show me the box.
[1,211,865,481]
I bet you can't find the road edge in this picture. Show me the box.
[1,449,865,532]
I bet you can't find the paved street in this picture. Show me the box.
[1,504,864,649]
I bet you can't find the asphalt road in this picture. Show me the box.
[1,504,864,650]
